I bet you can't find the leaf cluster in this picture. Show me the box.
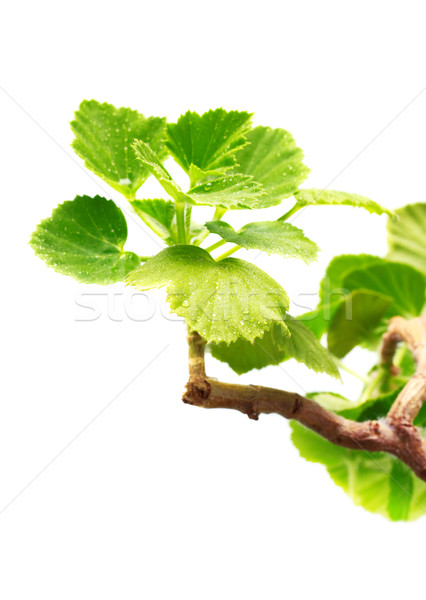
[31,100,391,376]
[31,100,426,521]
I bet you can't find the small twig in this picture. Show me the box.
[183,326,426,482]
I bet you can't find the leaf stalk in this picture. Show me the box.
[277,203,302,221]
[215,245,242,261]
[176,202,187,244]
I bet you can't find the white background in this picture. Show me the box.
[2,1,426,598]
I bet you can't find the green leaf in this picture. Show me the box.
[343,261,426,319]
[415,403,426,428]
[339,389,402,422]
[298,255,384,340]
[188,174,264,209]
[291,422,426,521]
[307,389,404,422]
[209,321,288,373]
[319,254,384,305]
[232,126,309,208]
[210,317,339,377]
[30,195,140,284]
[388,203,426,277]
[301,255,422,345]
[205,221,319,263]
[250,316,340,379]
[133,140,264,210]
[297,301,343,339]
[126,245,290,344]
[397,346,417,380]
[327,290,392,358]
[294,189,393,216]
[388,461,414,521]
[165,108,252,176]
[290,423,392,519]
[71,100,167,199]
[130,199,175,243]
[291,388,426,521]
[132,140,191,203]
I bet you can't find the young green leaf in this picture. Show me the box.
[298,255,385,339]
[209,317,339,378]
[291,422,426,521]
[133,140,264,209]
[71,100,167,198]
[205,221,319,263]
[130,199,176,243]
[132,140,191,203]
[126,245,290,344]
[30,195,140,284]
[319,254,384,305]
[232,126,310,208]
[343,261,426,319]
[327,290,392,357]
[188,174,264,209]
[165,108,253,177]
[387,203,426,277]
[294,189,393,216]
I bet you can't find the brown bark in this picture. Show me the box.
[381,316,426,426]
[183,318,426,481]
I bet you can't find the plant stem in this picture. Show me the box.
[176,202,187,244]
[215,245,242,261]
[213,206,227,220]
[192,206,227,246]
[205,239,226,253]
[138,255,151,262]
[277,203,302,221]
[334,359,369,383]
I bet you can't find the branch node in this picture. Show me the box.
[182,378,211,406]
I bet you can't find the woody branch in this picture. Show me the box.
[183,317,426,481]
